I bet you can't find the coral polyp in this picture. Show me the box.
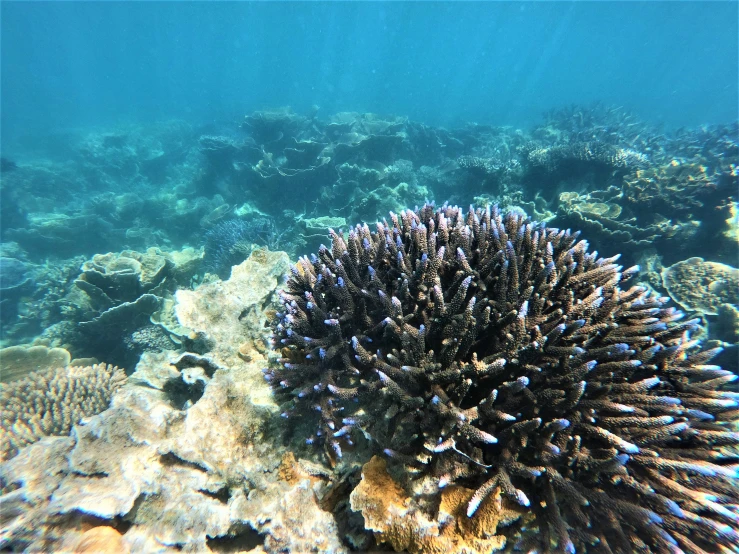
[267,203,738,553]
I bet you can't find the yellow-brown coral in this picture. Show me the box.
[67,526,129,554]
[350,456,523,554]
[0,344,72,383]
[662,257,739,315]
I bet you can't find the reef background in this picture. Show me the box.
[1,2,738,553]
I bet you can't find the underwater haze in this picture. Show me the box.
[1,0,738,145]
[1,2,739,554]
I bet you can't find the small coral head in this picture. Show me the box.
[266,203,739,553]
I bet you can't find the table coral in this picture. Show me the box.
[662,257,739,316]
[0,343,71,383]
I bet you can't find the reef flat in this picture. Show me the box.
[0,107,737,553]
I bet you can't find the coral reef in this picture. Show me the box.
[0,255,355,553]
[713,303,739,345]
[0,257,30,294]
[0,343,72,383]
[1,255,87,346]
[350,455,525,553]
[0,257,33,334]
[622,162,717,222]
[523,141,646,174]
[1,105,737,553]
[269,203,739,553]
[38,247,205,367]
[0,363,125,460]
[662,257,739,315]
[203,217,282,278]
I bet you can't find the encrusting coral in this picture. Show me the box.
[1,363,126,461]
[267,203,739,553]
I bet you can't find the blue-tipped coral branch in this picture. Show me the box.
[266,203,738,553]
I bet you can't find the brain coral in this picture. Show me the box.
[267,203,739,553]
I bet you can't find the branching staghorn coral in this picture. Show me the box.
[266,203,739,553]
[1,363,126,460]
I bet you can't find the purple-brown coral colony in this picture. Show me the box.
[268,203,739,553]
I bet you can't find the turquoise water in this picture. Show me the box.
[0,3,738,553]
[2,1,737,145]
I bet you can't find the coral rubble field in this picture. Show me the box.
[0,107,737,553]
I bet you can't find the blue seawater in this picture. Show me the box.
[0,2,737,553]
[1,1,737,143]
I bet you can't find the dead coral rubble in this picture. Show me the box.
[269,203,739,553]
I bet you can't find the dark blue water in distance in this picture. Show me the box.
[2,1,737,147]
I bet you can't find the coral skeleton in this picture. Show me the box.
[1,363,126,460]
[267,203,739,554]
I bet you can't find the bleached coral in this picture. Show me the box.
[0,252,349,553]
